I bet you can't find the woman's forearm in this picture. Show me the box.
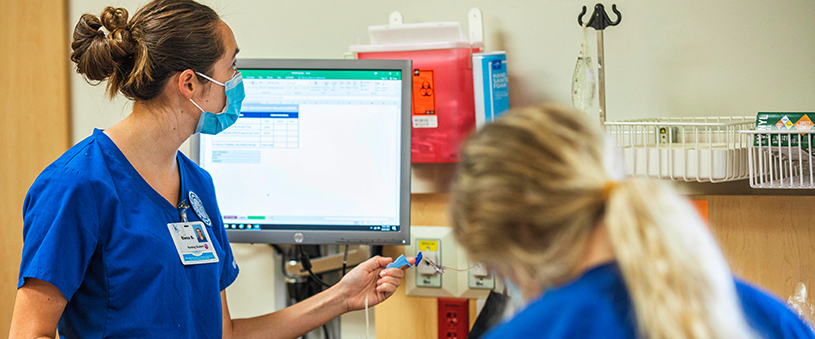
[229,283,349,339]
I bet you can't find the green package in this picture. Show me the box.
[754,112,815,148]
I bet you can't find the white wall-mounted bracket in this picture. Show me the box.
[389,11,403,25]
[468,8,483,45]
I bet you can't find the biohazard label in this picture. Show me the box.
[412,69,437,128]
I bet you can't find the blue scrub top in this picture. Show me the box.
[485,263,815,339]
[18,129,240,339]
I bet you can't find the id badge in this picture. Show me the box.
[167,221,219,265]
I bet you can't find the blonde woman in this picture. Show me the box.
[451,104,814,339]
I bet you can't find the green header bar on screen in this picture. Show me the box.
[241,69,402,81]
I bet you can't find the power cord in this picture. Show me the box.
[297,245,334,288]
[342,245,349,276]
[276,245,336,339]
[365,295,370,339]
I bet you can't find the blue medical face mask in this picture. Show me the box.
[190,69,245,135]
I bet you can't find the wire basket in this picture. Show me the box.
[741,129,815,189]
[605,117,755,182]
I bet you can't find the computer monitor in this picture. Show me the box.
[191,59,412,245]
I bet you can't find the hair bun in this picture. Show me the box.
[100,6,129,32]
[71,0,222,101]
[70,6,139,91]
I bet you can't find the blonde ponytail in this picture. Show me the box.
[605,179,755,339]
[451,103,755,339]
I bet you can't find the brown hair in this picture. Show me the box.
[70,0,224,101]
[451,104,755,339]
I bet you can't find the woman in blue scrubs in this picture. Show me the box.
[9,1,409,338]
[450,105,815,339]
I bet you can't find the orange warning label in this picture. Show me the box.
[412,69,436,116]
[796,115,814,130]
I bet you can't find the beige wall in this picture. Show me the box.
[2,0,71,335]
[71,0,815,141]
[66,0,815,337]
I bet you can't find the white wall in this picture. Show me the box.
[71,0,815,141]
[69,0,815,336]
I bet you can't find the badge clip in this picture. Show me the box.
[177,199,190,223]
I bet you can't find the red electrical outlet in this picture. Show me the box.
[438,298,469,339]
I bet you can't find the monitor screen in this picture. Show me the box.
[192,59,411,245]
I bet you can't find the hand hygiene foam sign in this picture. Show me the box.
[473,52,509,129]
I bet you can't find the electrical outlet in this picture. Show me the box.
[456,247,494,299]
[416,239,442,288]
[470,262,488,277]
[438,298,469,339]
[405,226,458,297]
[467,263,495,290]
[405,226,500,298]
[418,251,439,275]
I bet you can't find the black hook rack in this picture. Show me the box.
[578,4,621,30]
[576,3,621,123]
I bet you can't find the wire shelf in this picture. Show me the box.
[605,117,755,183]
[741,130,815,189]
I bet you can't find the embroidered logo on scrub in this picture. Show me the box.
[189,191,212,227]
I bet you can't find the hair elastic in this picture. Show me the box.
[602,181,619,201]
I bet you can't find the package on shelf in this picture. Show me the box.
[754,112,815,161]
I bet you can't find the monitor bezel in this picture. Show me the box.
[190,59,412,245]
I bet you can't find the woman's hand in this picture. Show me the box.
[338,255,415,311]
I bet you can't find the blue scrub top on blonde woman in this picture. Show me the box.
[18,129,240,339]
[485,263,815,339]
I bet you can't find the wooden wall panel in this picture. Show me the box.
[0,0,71,335]
[375,194,480,338]
[695,195,815,299]
[377,194,453,339]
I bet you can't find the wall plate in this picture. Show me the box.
[456,246,494,299]
[405,226,458,298]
